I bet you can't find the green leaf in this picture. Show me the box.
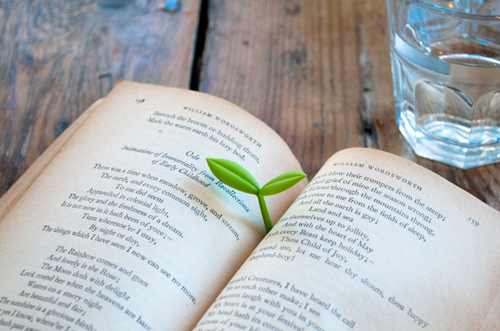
[259,170,307,196]
[206,158,260,195]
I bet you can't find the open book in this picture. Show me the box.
[1,81,499,331]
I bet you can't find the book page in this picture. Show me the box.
[194,148,500,331]
[0,81,306,331]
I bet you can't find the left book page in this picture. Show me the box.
[0,81,306,331]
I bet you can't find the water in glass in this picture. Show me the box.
[389,0,500,168]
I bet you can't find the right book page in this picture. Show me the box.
[194,148,500,331]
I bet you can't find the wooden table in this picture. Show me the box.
[1,0,499,211]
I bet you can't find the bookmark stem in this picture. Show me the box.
[258,195,273,233]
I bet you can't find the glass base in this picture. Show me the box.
[398,110,500,169]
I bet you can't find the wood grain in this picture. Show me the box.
[199,0,500,211]
[0,0,201,194]
[199,0,379,177]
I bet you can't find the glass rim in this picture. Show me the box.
[412,0,500,20]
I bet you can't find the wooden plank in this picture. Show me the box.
[0,0,201,194]
[200,0,500,211]
[200,0,369,177]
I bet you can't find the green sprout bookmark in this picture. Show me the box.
[206,158,306,233]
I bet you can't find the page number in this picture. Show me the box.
[468,217,479,227]
[135,99,145,103]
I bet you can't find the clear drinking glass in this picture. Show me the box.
[386,0,500,168]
